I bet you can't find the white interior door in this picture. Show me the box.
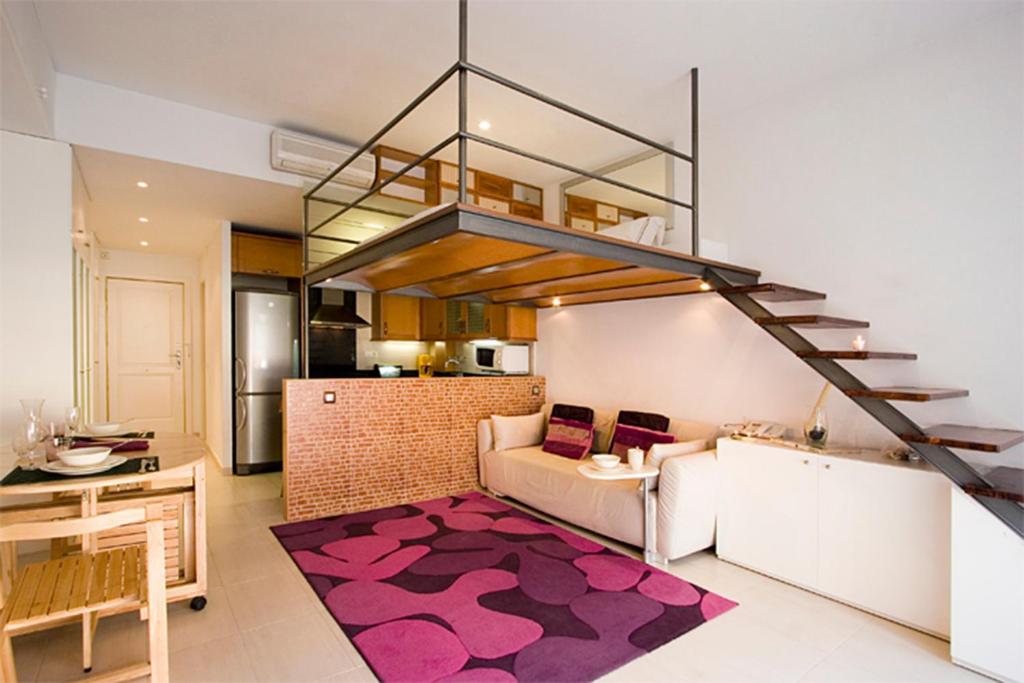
[106,278,185,432]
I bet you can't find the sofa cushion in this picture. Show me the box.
[617,410,670,433]
[542,416,594,460]
[551,403,594,425]
[482,446,644,547]
[491,412,544,451]
[610,423,676,457]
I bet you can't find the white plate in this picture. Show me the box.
[86,422,122,436]
[40,455,127,476]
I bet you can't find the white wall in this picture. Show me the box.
[0,131,73,468]
[199,222,232,472]
[0,2,56,138]
[54,74,302,187]
[94,247,203,434]
[538,9,1023,465]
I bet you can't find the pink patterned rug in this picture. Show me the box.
[271,492,736,682]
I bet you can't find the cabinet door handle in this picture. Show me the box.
[824,463,832,469]
[802,459,810,465]
[383,322,388,336]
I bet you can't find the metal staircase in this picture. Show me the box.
[703,269,1024,540]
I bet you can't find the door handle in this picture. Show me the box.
[170,349,183,369]
[236,397,248,432]
[235,357,248,391]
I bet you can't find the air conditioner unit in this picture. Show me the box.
[270,129,376,190]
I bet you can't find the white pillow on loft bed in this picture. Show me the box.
[596,216,666,247]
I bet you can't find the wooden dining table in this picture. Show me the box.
[0,433,209,626]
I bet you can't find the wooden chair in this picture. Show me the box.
[0,503,169,683]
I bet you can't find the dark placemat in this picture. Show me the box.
[1,457,160,486]
[77,431,154,440]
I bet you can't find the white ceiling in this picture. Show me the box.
[36,0,1014,188]
[73,145,302,255]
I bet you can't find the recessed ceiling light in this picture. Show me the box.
[365,222,384,229]
[478,120,492,131]
[138,217,149,223]
[136,181,149,188]
[325,278,333,283]
[552,296,561,307]
[699,281,712,291]
[139,240,149,247]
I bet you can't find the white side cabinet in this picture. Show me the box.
[717,437,951,637]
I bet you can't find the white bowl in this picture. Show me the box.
[592,454,621,470]
[86,422,122,436]
[58,446,112,468]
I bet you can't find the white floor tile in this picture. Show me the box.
[9,460,981,683]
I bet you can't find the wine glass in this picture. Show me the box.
[65,405,82,439]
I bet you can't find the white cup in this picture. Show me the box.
[627,447,644,471]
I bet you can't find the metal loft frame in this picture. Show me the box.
[300,0,700,373]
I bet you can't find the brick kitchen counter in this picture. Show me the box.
[282,376,546,521]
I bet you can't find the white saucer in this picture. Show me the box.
[40,455,128,476]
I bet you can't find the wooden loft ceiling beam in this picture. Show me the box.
[488,268,695,304]
[423,252,631,299]
[532,278,710,307]
[354,232,549,292]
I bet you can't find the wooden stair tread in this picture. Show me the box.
[720,283,826,302]
[798,350,917,360]
[757,315,869,329]
[845,386,969,401]
[964,467,1024,503]
[901,424,1024,453]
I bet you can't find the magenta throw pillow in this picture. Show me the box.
[542,416,594,460]
[610,423,676,457]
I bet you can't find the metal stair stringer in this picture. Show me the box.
[704,267,1024,540]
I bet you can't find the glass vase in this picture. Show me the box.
[804,407,829,448]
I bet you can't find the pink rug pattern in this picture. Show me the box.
[272,492,736,682]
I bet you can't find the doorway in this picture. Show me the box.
[105,277,186,432]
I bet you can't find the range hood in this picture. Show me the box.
[308,289,370,329]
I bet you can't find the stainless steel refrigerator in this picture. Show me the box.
[233,290,300,474]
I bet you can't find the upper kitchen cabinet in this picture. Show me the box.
[505,306,537,341]
[232,232,303,277]
[443,300,536,341]
[371,293,421,341]
[420,299,447,341]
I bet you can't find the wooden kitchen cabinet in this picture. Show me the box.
[371,294,421,341]
[232,232,302,277]
[504,306,537,341]
[420,299,447,341]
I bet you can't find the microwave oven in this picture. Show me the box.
[466,344,530,374]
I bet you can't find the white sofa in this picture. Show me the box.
[477,404,720,561]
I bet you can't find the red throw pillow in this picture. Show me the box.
[610,423,675,457]
[542,416,594,460]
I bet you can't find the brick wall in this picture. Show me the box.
[282,376,546,521]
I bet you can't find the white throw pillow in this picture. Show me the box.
[597,216,666,247]
[491,412,545,452]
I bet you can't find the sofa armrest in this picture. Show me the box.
[477,418,494,457]
[477,419,494,489]
[656,449,718,560]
